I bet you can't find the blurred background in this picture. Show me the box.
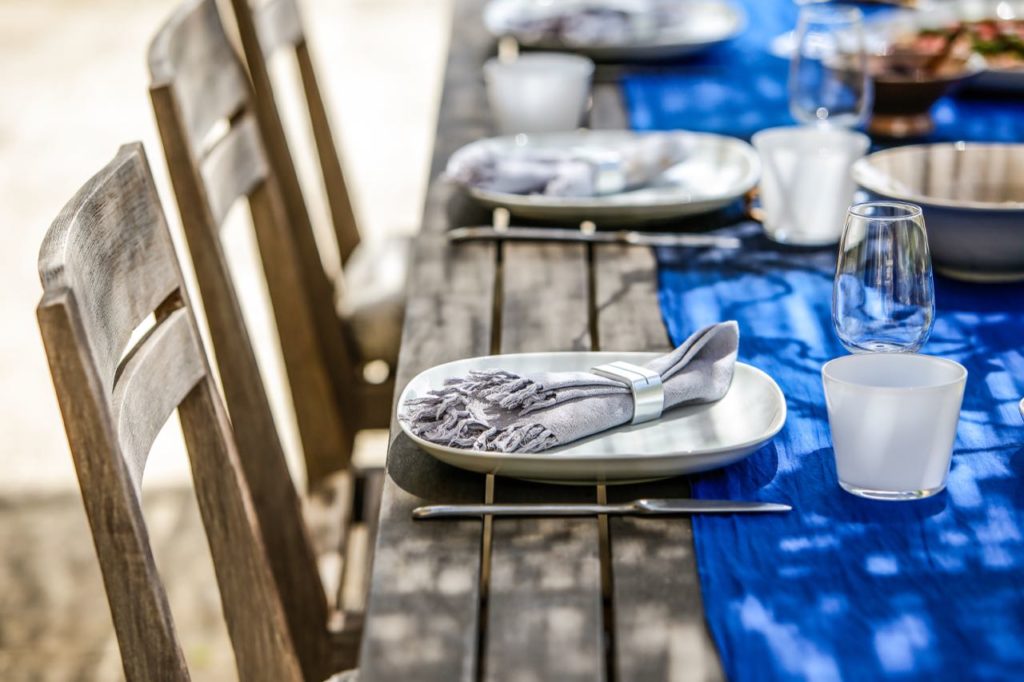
[0,0,451,678]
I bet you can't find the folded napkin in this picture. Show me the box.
[493,0,684,45]
[401,322,738,453]
[446,132,691,198]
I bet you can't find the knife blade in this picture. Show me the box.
[413,498,791,519]
[448,225,741,249]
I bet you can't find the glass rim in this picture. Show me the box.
[847,201,923,221]
[798,3,864,23]
[821,353,967,392]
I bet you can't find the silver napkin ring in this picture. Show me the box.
[592,361,665,425]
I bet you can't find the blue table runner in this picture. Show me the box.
[620,1,1024,679]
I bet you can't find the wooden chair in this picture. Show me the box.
[36,143,356,681]
[149,0,353,490]
[147,1,375,672]
[235,0,403,437]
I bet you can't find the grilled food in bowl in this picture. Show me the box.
[852,143,1024,282]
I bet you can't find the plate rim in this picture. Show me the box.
[397,350,788,463]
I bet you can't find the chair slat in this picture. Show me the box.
[111,307,206,488]
[254,0,304,58]
[38,144,179,391]
[200,113,270,226]
[148,0,250,157]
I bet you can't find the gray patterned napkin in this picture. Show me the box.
[401,322,738,453]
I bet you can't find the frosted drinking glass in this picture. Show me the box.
[822,353,966,500]
[484,53,594,134]
[752,126,869,245]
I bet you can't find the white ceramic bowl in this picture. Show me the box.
[852,143,1024,282]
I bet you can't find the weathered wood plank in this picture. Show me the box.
[484,242,605,682]
[359,233,494,682]
[360,0,498,677]
[593,243,724,682]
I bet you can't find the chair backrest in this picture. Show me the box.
[147,4,356,677]
[148,0,355,486]
[232,0,361,266]
[36,143,304,682]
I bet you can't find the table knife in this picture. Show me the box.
[448,225,741,249]
[413,498,790,519]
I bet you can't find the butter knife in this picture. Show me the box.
[448,225,741,249]
[413,498,790,519]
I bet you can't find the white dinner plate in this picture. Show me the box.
[483,0,746,61]
[397,351,787,484]
[453,130,760,224]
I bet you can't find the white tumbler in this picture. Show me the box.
[484,53,594,135]
[752,126,870,246]
[822,353,966,500]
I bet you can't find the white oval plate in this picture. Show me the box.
[484,0,745,61]
[454,130,761,224]
[398,352,786,484]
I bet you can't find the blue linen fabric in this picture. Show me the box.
[657,227,1024,681]
[620,1,1024,679]
[622,1,1024,143]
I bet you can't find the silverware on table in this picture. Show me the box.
[448,225,742,249]
[413,498,791,519]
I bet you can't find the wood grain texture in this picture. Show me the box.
[243,0,362,265]
[147,0,249,157]
[357,3,497,677]
[358,234,494,682]
[149,2,356,677]
[199,112,269,226]
[226,0,380,437]
[594,243,725,682]
[37,144,303,682]
[110,308,205,488]
[150,0,353,490]
[485,241,605,682]
[252,0,303,58]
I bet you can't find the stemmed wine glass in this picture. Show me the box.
[833,202,935,353]
[789,3,873,128]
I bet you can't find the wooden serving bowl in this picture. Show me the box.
[867,51,986,138]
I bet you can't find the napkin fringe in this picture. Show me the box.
[403,370,559,452]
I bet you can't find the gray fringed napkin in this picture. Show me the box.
[401,322,739,453]
[446,132,692,198]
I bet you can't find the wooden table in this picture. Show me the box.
[359,2,723,679]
